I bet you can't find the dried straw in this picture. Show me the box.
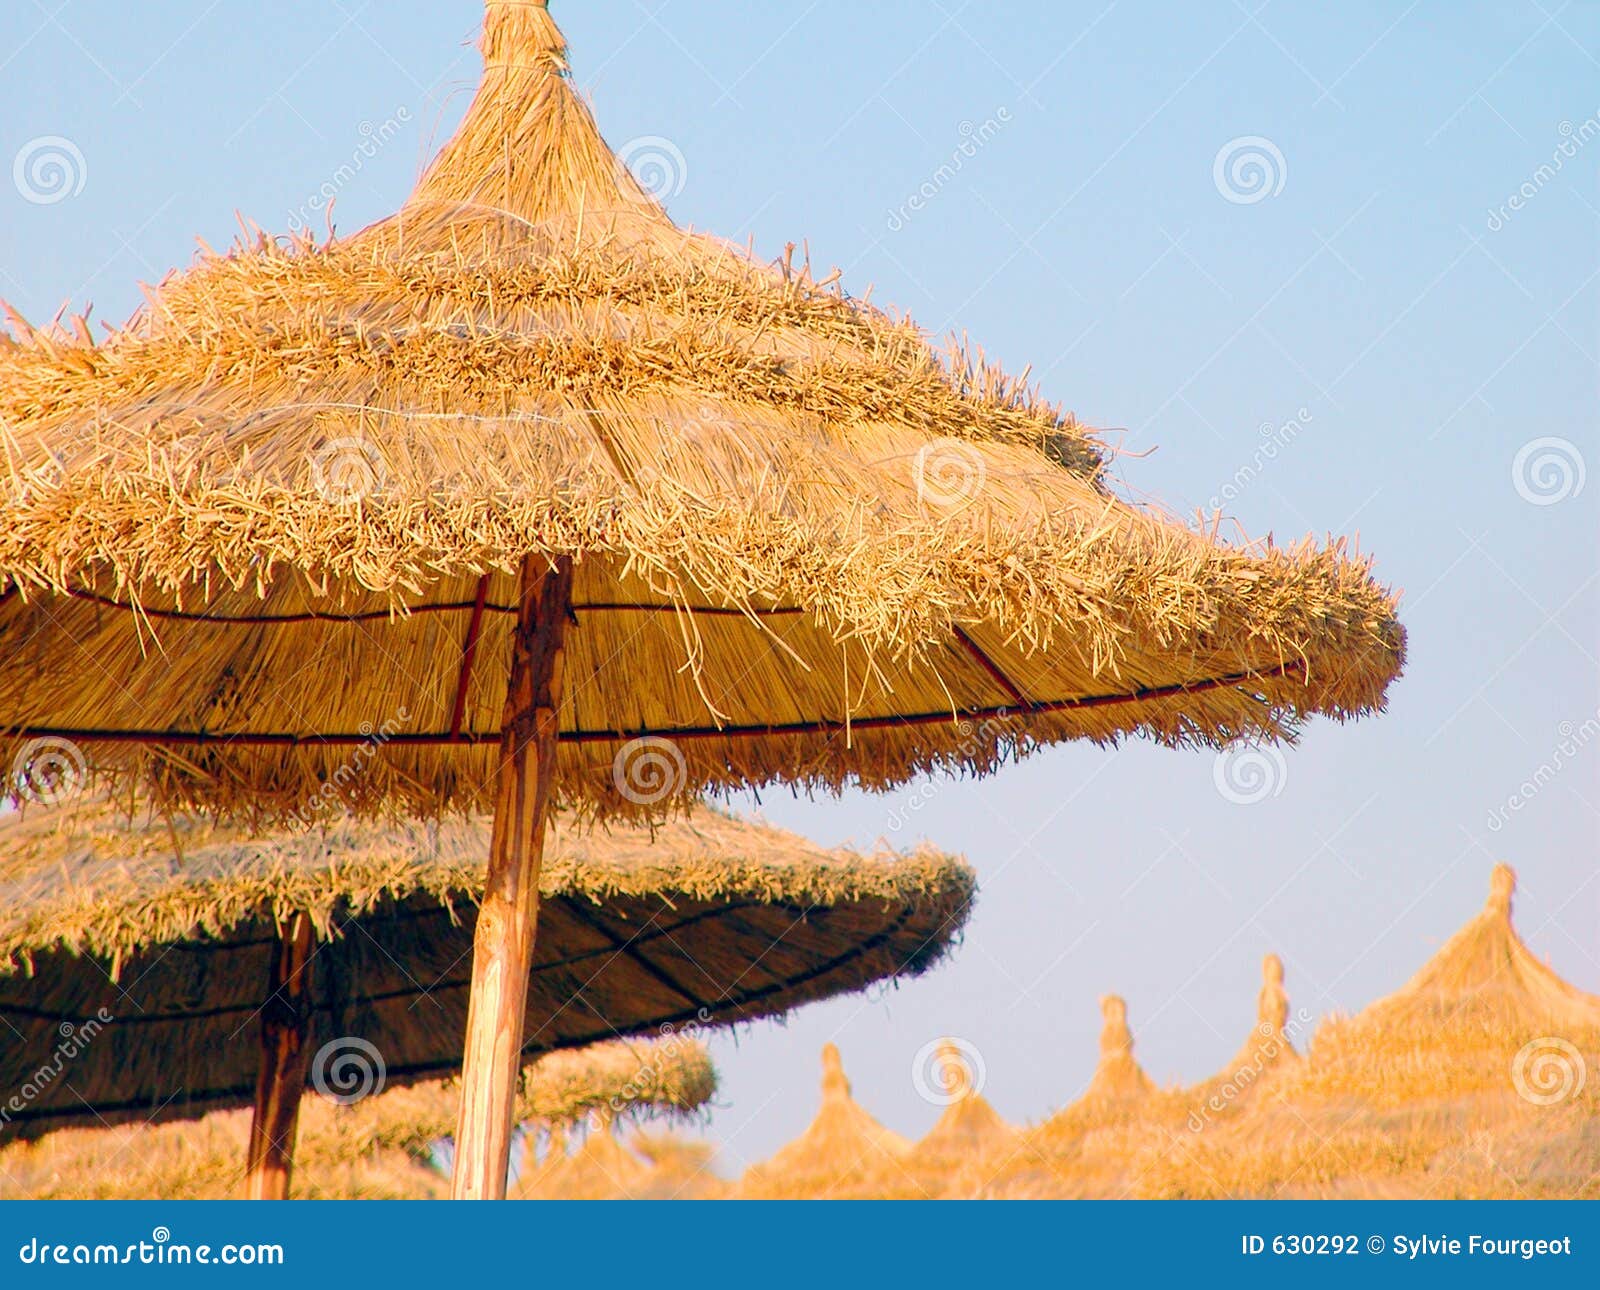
[0,0,1405,825]
[0,798,970,1141]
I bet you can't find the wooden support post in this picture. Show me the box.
[244,912,315,1201]
[451,556,572,1200]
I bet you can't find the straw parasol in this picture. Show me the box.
[513,1107,649,1200]
[0,0,1403,1193]
[0,1101,428,1200]
[1295,864,1600,1107]
[1137,866,1600,1198]
[739,1043,912,1198]
[910,1039,1013,1163]
[0,1035,713,1199]
[0,799,968,1197]
[1186,954,1302,1131]
[1031,995,1183,1185]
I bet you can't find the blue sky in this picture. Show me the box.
[2,1,1596,1175]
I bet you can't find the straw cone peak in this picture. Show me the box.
[1085,994,1155,1101]
[1291,864,1600,1105]
[741,1044,911,1197]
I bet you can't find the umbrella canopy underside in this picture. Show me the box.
[0,804,971,1141]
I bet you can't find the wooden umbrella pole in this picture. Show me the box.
[452,555,572,1200]
[244,911,315,1201]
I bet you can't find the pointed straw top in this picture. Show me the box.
[1087,994,1154,1099]
[0,1,1403,825]
[912,1039,1013,1165]
[740,1044,911,1197]
[934,1039,973,1101]
[1260,953,1288,1029]
[1292,865,1600,1105]
[820,1042,852,1103]
[1187,954,1301,1125]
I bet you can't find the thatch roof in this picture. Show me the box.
[1022,994,1177,1193]
[1135,867,1600,1198]
[1292,864,1600,1106]
[0,0,1403,826]
[0,801,970,1141]
[0,1096,444,1200]
[1074,994,1157,1107]
[739,1043,912,1198]
[1187,954,1302,1126]
[513,1115,651,1201]
[910,1039,1013,1164]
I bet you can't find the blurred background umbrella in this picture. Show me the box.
[0,1035,713,1199]
[738,1044,911,1199]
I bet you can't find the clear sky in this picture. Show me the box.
[2,1,1596,1176]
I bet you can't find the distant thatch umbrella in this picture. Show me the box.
[1187,954,1302,1130]
[0,1085,444,1201]
[1296,865,1600,1106]
[0,0,1401,1194]
[1078,994,1157,1106]
[0,1034,714,1201]
[911,1039,1013,1163]
[513,1108,650,1201]
[0,801,968,1196]
[1137,866,1600,1199]
[740,1044,911,1198]
[1032,995,1167,1153]
[980,996,1182,1199]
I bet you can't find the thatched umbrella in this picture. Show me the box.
[0,1035,714,1199]
[1025,995,1170,1176]
[1187,954,1302,1131]
[0,800,968,1196]
[1138,866,1600,1198]
[911,1038,1013,1162]
[739,1043,911,1198]
[0,0,1403,1194]
[1296,865,1600,1106]
[513,1107,647,1201]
